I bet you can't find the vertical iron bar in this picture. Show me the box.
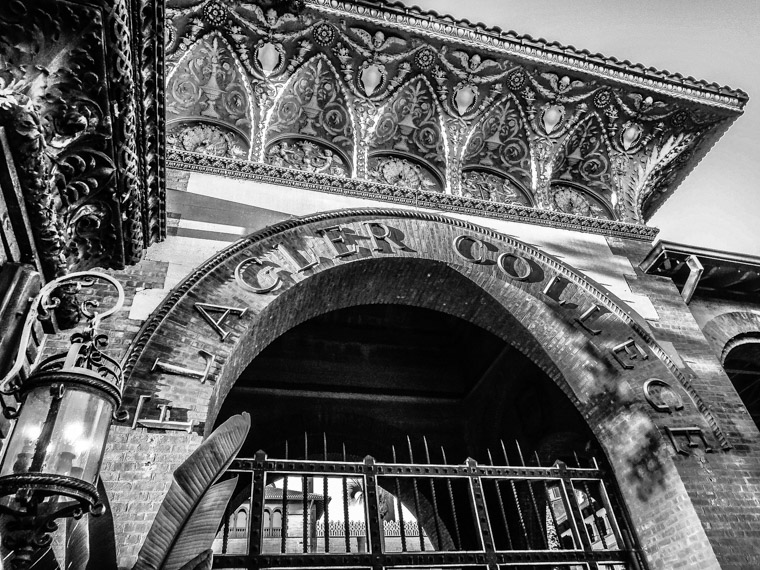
[557,461,594,556]
[488,449,513,550]
[516,441,547,548]
[324,432,328,461]
[392,445,408,553]
[441,446,461,550]
[407,436,425,551]
[281,475,289,554]
[221,506,230,554]
[302,475,309,553]
[574,452,609,550]
[423,437,442,550]
[501,440,529,548]
[535,451,561,550]
[342,450,350,554]
[304,432,308,461]
[324,475,330,553]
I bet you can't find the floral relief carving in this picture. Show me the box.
[0,0,154,275]
[167,123,248,158]
[266,139,349,177]
[371,77,445,172]
[553,116,613,192]
[550,184,613,220]
[266,56,354,156]
[463,95,532,191]
[166,33,253,137]
[367,155,441,192]
[461,171,531,206]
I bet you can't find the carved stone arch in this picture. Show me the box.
[262,54,356,173]
[120,208,727,569]
[165,32,255,159]
[368,76,447,186]
[461,93,533,194]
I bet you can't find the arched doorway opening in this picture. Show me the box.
[122,210,724,569]
[211,302,640,568]
[723,339,760,429]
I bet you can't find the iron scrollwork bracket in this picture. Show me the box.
[0,271,125,419]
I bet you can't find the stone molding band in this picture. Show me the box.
[167,151,661,241]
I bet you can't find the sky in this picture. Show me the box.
[408,0,760,257]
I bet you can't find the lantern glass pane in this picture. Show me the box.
[47,387,113,484]
[0,384,114,485]
[0,386,51,477]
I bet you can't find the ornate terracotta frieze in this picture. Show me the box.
[164,0,743,228]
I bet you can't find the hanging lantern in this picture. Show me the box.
[454,84,477,116]
[0,271,125,570]
[360,63,383,96]
[542,104,564,134]
[621,123,643,150]
[257,41,280,77]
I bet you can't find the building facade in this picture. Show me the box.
[0,1,759,569]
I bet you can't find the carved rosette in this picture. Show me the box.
[162,0,742,226]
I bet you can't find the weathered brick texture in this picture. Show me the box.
[610,235,760,569]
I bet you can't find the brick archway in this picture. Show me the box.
[120,209,724,569]
[702,311,760,362]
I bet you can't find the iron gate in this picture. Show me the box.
[212,443,643,570]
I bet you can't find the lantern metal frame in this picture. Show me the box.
[0,271,126,569]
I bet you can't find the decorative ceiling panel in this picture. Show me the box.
[165,0,745,231]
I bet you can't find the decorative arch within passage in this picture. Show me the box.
[122,209,726,569]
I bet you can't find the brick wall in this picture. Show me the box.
[609,236,760,569]
[23,213,760,569]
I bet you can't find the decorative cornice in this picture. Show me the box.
[168,149,660,241]
[333,0,747,111]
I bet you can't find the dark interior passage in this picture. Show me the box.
[216,303,595,465]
